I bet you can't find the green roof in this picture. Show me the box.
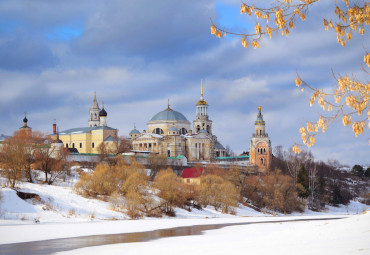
[215,155,249,160]
[167,155,185,160]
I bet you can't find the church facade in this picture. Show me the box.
[51,93,117,154]
[130,78,226,162]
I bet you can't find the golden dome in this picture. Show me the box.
[196,100,208,106]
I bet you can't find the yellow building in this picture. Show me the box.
[56,126,117,154]
[51,93,118,154]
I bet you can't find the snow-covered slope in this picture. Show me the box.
[0,178,368,225]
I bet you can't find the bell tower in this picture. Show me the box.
[249,105,272,172]
[89,92,101,127]
[193,76,212,134]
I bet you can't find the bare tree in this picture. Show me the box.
[0,131,28,188]
[147,154,168,181]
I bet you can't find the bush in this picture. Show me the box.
[74,157,146,197]
[154,168,187,215]
[245,170,306,214]
[351,165,364,177]
[196,175,239,213]
[365,167,370,178]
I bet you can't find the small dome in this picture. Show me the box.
[23,116,28,123]
[150,108,188,121]
[196,100,208,106]
[130,129,141,134]
[169,126,179,131]
[99,108,107,117]
[255,106,265,125]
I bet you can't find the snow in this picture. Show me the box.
[0,176,368,251]
[0,214,349,245]
[0,182,125,223]
[55,212,370,255]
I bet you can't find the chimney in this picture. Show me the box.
[53,123,57,135]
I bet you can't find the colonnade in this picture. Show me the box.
[133,142,160,153]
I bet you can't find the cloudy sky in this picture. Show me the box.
[0,0,368,166]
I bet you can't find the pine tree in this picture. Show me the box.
[297,165,309,198]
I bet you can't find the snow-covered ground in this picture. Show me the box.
[1,180,367,225]
[0,175,369,251]
[55,212,370,255]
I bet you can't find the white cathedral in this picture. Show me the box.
[129,78,226,162]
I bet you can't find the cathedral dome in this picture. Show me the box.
[168,126,179,131]
[150,108,188,121]
[130,129,140,134]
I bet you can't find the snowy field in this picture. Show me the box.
[54,212,370,255]
[1,179,367,226]
[0,177,369,254]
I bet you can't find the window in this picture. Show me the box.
[80,143,82,148]
[66,144,69,148]
[187,179,190,183]
[196,125,200,132]
[180,128,187,135]
[178,143,182,147]
[92,142,95,148]
[153,128,164,135]
[72,143,75,148]
[260,158,264,165]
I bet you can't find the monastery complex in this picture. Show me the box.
[1,78,273,172]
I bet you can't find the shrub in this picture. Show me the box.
[196,174,239,213]
[351,165,364,177]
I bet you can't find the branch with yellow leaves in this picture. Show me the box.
[293,52,370,153]
[210,0,369,152]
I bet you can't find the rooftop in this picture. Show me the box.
[59,126,116,135]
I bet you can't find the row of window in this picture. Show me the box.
[257,148,266,154]
[65,142,95,149]
[152,127,188,135]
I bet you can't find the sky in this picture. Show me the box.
[0,0,368,166]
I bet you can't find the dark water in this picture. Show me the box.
[0,217,342,255]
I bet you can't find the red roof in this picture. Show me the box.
[181,168,203,178]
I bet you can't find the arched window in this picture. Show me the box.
[207,125,210,133]
[91,113,93,120]
[179,128,187,135]
[94,113,97,119]
[152,128,164,135]
[260,158,264,165]
[196,125,200,132]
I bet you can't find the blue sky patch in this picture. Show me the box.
[47,25,83,41]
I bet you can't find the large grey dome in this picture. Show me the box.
[150,108,188,121]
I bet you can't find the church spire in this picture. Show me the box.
[200,75,204,100]
[91,91,99,109]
